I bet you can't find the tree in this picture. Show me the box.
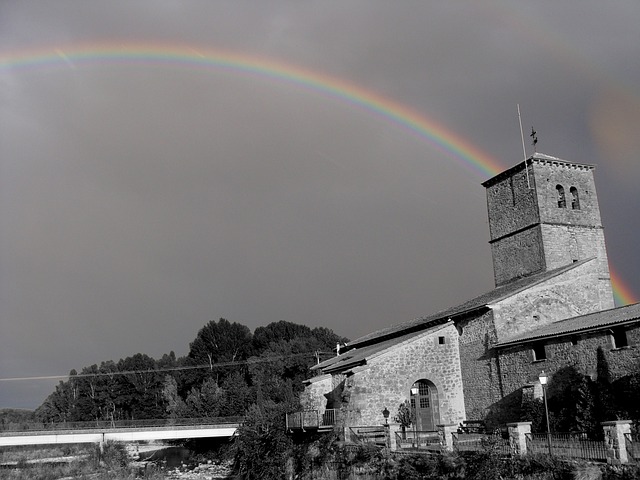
[594,347,616,424]
[394,400,415,438]
[575,375,598,437]
[187,318,253,390]
[233,401,297,480]
[189,318,253,364]
[183,378,226,418]
[162,375,186,419]
[220,370,253,417]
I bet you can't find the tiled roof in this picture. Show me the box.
[312,323,448,374]
[346,259,592,350]
[496,302,640,348]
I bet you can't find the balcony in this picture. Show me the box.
[286,409,337,433]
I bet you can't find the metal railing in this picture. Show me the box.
[285,409,338,431]
[526,433,608,462]
[395,430,441,450]
[625,432,640,462]
[350,426,387,446]
[453,432,511,455]
[0,417,243,434]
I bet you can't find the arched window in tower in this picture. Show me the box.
[556,185,566,208]
[570,187,580,210]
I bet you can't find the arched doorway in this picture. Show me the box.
[410,380,440,431]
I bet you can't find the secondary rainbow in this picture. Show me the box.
[0,41,635,304]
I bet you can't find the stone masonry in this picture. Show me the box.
[333,323,465,428]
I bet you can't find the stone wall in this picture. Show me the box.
[485,163,538,242]
[483,157,612,292]
[339,323,465,428]
[496,323,640,423]
[492,260,608,342]
[455,260,614,426]
[532,161,602,227]
[490,226,545,286]
[299,374,332,414]
[457,310,501,421]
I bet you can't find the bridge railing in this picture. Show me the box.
[0,417,244,433]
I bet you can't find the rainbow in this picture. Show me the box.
[0,41,636,305]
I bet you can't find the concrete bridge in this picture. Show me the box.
[0,418,241,447]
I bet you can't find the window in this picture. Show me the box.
[570,187,580,210]
[438,336,446,345]
[611,328,628,349]
[532,343,546,361]
[410,398,415,409]
[418,382,429,396]
[556,185,566,208]
[419,397,430,408]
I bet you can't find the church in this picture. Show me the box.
[299,152,640,431]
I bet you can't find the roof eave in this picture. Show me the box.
[496,318,640,349]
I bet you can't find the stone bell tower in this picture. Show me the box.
[482,153,614,309]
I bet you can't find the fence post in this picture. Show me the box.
[602,420,632,464]
[387,423,401,451]
[506,422,531,456]
[437,423,457,452]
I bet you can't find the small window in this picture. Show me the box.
[570,187,580,210]
[611,328,628,349]
[410,398,416,409]
[418,382,429,396]
[533,343,547,361]
[571,336,578,346]
[438,336,446,345]
[556,185,566,208]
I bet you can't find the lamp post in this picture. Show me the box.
[539,370,552,456]
[382,406,390,425]
[410,386,419,448]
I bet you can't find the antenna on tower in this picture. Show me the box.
[517,104,531,189]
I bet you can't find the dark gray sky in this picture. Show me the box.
[1,1,639,409]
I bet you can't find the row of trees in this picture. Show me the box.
[36,319,347,424]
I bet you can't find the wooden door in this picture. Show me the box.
[412,381,439,432]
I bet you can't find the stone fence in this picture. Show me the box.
[384,420,635,465]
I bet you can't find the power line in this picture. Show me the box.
[0,351,335,383]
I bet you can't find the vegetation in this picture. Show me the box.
[35,318,347,425]
[23,318,640,479]
[520,349,640,436]
[271,442,640,480]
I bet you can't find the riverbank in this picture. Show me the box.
[0,441,235,479]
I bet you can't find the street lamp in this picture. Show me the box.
[410,386,419,448]
[382,406,390,424]
[538,370,552,456]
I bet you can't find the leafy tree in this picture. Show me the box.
[594,346,616,424]
[189,318,253,364]
[520,397,545,433]
[232,400,297,480]
[394,400,415,438]
[162,375,187,418]
[186,318,253,391]
[220,370,253,417]
[575,375,598,437]
[183,378,226,418]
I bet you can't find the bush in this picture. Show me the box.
[93,440,129,469]
[395,452,463,480]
